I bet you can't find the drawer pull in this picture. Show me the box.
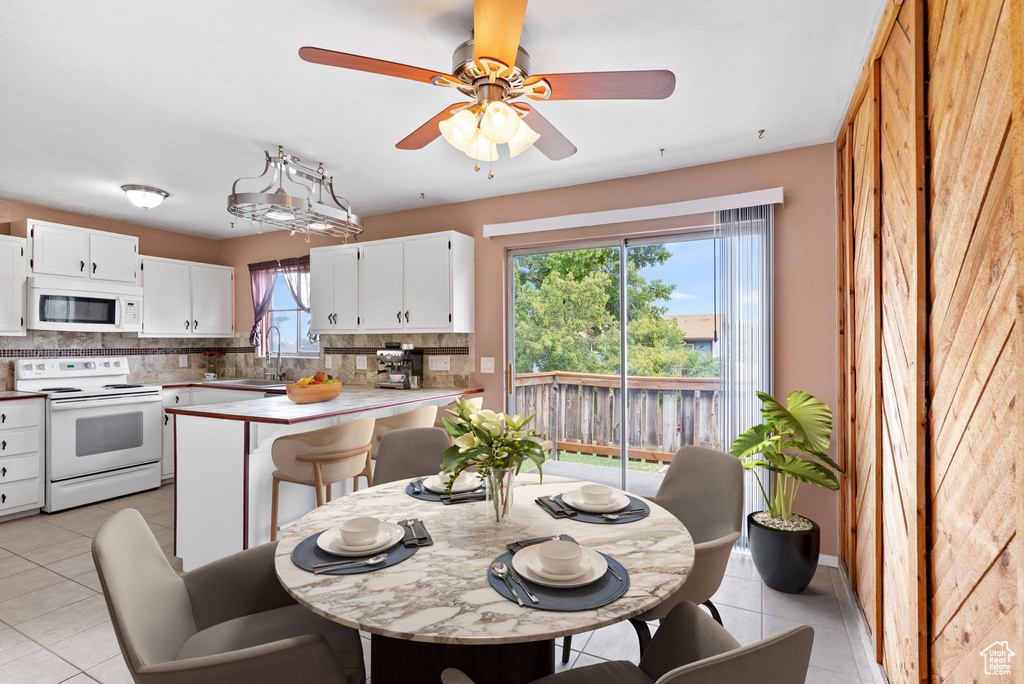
[1,441,5,451]
[1,467,5,477]
[1,413,5,423]
[1,494,5,504]
[165,415,169,425]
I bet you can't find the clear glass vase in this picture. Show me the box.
[485,467,515,525]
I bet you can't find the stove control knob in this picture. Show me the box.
[34,363,45,371]
[102,362,111,367]
[113,361,121,367]
[85,362,96,369]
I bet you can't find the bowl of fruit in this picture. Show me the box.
[286,372,342,404]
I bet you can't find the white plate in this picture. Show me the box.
[512,545,609,588]
[561,489,632,513]
[422,474,483,494]
[317,522,404,556]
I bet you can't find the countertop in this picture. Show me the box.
[162,381,285,393]
[166,386,483,424]
[0,391,46,401]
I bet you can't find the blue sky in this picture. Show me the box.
[637,238,717,316]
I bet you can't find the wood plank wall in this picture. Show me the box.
[835,0,1021,680]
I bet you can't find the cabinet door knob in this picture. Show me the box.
[193,320,198,330]
[185,320,190,330]
[80,260,85,272]
[405,311,409,323]
[397,311,402,323]
[92,262,97,274]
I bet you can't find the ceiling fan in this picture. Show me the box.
[299,0,675,173]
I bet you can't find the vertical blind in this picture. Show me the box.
[715,204,774,547]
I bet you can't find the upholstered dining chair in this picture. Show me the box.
[373,427,454,486]
[626,445,744,649]
[359,405,439,486]
[93,509,366,684]
[271,416,375,541]
[442,601,813,684]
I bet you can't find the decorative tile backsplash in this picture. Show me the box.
[0,331,475,391]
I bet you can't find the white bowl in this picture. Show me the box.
[338,517,381,546]
[438,470,474,488]
[579,483,613,506]
[204,372,217,380]
[537,540,584,576]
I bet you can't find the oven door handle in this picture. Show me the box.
[50,395,163,411]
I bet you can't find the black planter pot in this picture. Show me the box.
[747,512,820,594]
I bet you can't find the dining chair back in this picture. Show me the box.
[373,427,453,486]
[270,416,375,541]
[442,601,812,684]
[93,509,366,684]
[434,396,484,432]
[370,405,440,458]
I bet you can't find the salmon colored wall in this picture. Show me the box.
[221,143,840,553]
[0,198,225,264]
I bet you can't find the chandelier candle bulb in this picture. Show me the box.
[479,100,520,143]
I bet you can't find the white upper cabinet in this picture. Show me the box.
[142,258,192,336]
[89,233,138,283]
[190,265,234,337]
[140,257,233,338]
[310,230,473,334]
[402,234,452,330]
[0,236,27,336]
[359,241,405,331]
[11,219,139,284]
[309,246,359,334]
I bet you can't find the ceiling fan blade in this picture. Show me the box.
[395,104,466,150]
[473,0,528,72]
[299,46,446,84]
[514,104,576,160]
[524,70,676,100]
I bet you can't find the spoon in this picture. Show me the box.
[313,553,388,574]
[491,562,524,606]
[498,562,539,603]
[601,508,648,521]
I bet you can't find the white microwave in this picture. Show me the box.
[27,276,142,333]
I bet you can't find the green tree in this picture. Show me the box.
[514,247,702,376]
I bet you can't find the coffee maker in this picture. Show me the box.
[374,344,423,389]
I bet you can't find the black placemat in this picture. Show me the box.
[487,550,629,611]
[405,480,485,503]
[553,494,650,525]
[291,530,417,575]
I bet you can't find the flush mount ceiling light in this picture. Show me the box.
[297,0,675,177]
[121,185,169,210]
[226,146,362,241]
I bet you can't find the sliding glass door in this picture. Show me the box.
[509,234,720,496]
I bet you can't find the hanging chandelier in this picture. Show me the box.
[227,146,362,240]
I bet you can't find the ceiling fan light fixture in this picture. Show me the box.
[121,185,169,210]
[507,118,541,157]
[479,100,520,144]
[465,129,499,161]
[439,109,478,152]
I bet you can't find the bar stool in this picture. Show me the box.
[270,416,374,542]
[357,405,439,488]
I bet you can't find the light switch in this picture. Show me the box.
[355,356,367,370]
[428,355,451,372]
[324,356,333,369]
[179,355,188,368]
[480,357,495,373]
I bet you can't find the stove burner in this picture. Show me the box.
[103,384,144,389]
[41,387,82,393]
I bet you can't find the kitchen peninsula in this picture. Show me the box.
[167,385,482,570]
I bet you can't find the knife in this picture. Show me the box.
[506,565,539,603]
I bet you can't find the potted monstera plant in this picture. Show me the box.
[729,390,844,593]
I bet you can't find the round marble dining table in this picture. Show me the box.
[274,474,694,683]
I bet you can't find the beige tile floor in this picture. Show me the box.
[0,486,884,683]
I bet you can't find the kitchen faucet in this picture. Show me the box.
[264,325,284,381]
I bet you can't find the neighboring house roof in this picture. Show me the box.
[664,314,722,341]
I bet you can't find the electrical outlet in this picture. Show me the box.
[480,357,495,373]
[324,356,332,369]
[355,356,367,370]
[179,355,188,368]
[428,355,451,372]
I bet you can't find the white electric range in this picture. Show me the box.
[15,356,162,511]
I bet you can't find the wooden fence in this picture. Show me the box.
[513,371,720,465]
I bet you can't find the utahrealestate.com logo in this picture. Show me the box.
[980,641,1015,676]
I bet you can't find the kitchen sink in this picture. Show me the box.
[207,379,289,388]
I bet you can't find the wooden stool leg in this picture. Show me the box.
[325,483,333,502]
[270,476,280,542]
[314,464,325,507]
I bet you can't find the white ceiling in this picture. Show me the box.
[0,0,885,239]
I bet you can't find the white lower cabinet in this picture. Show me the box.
[0,398,44,517]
